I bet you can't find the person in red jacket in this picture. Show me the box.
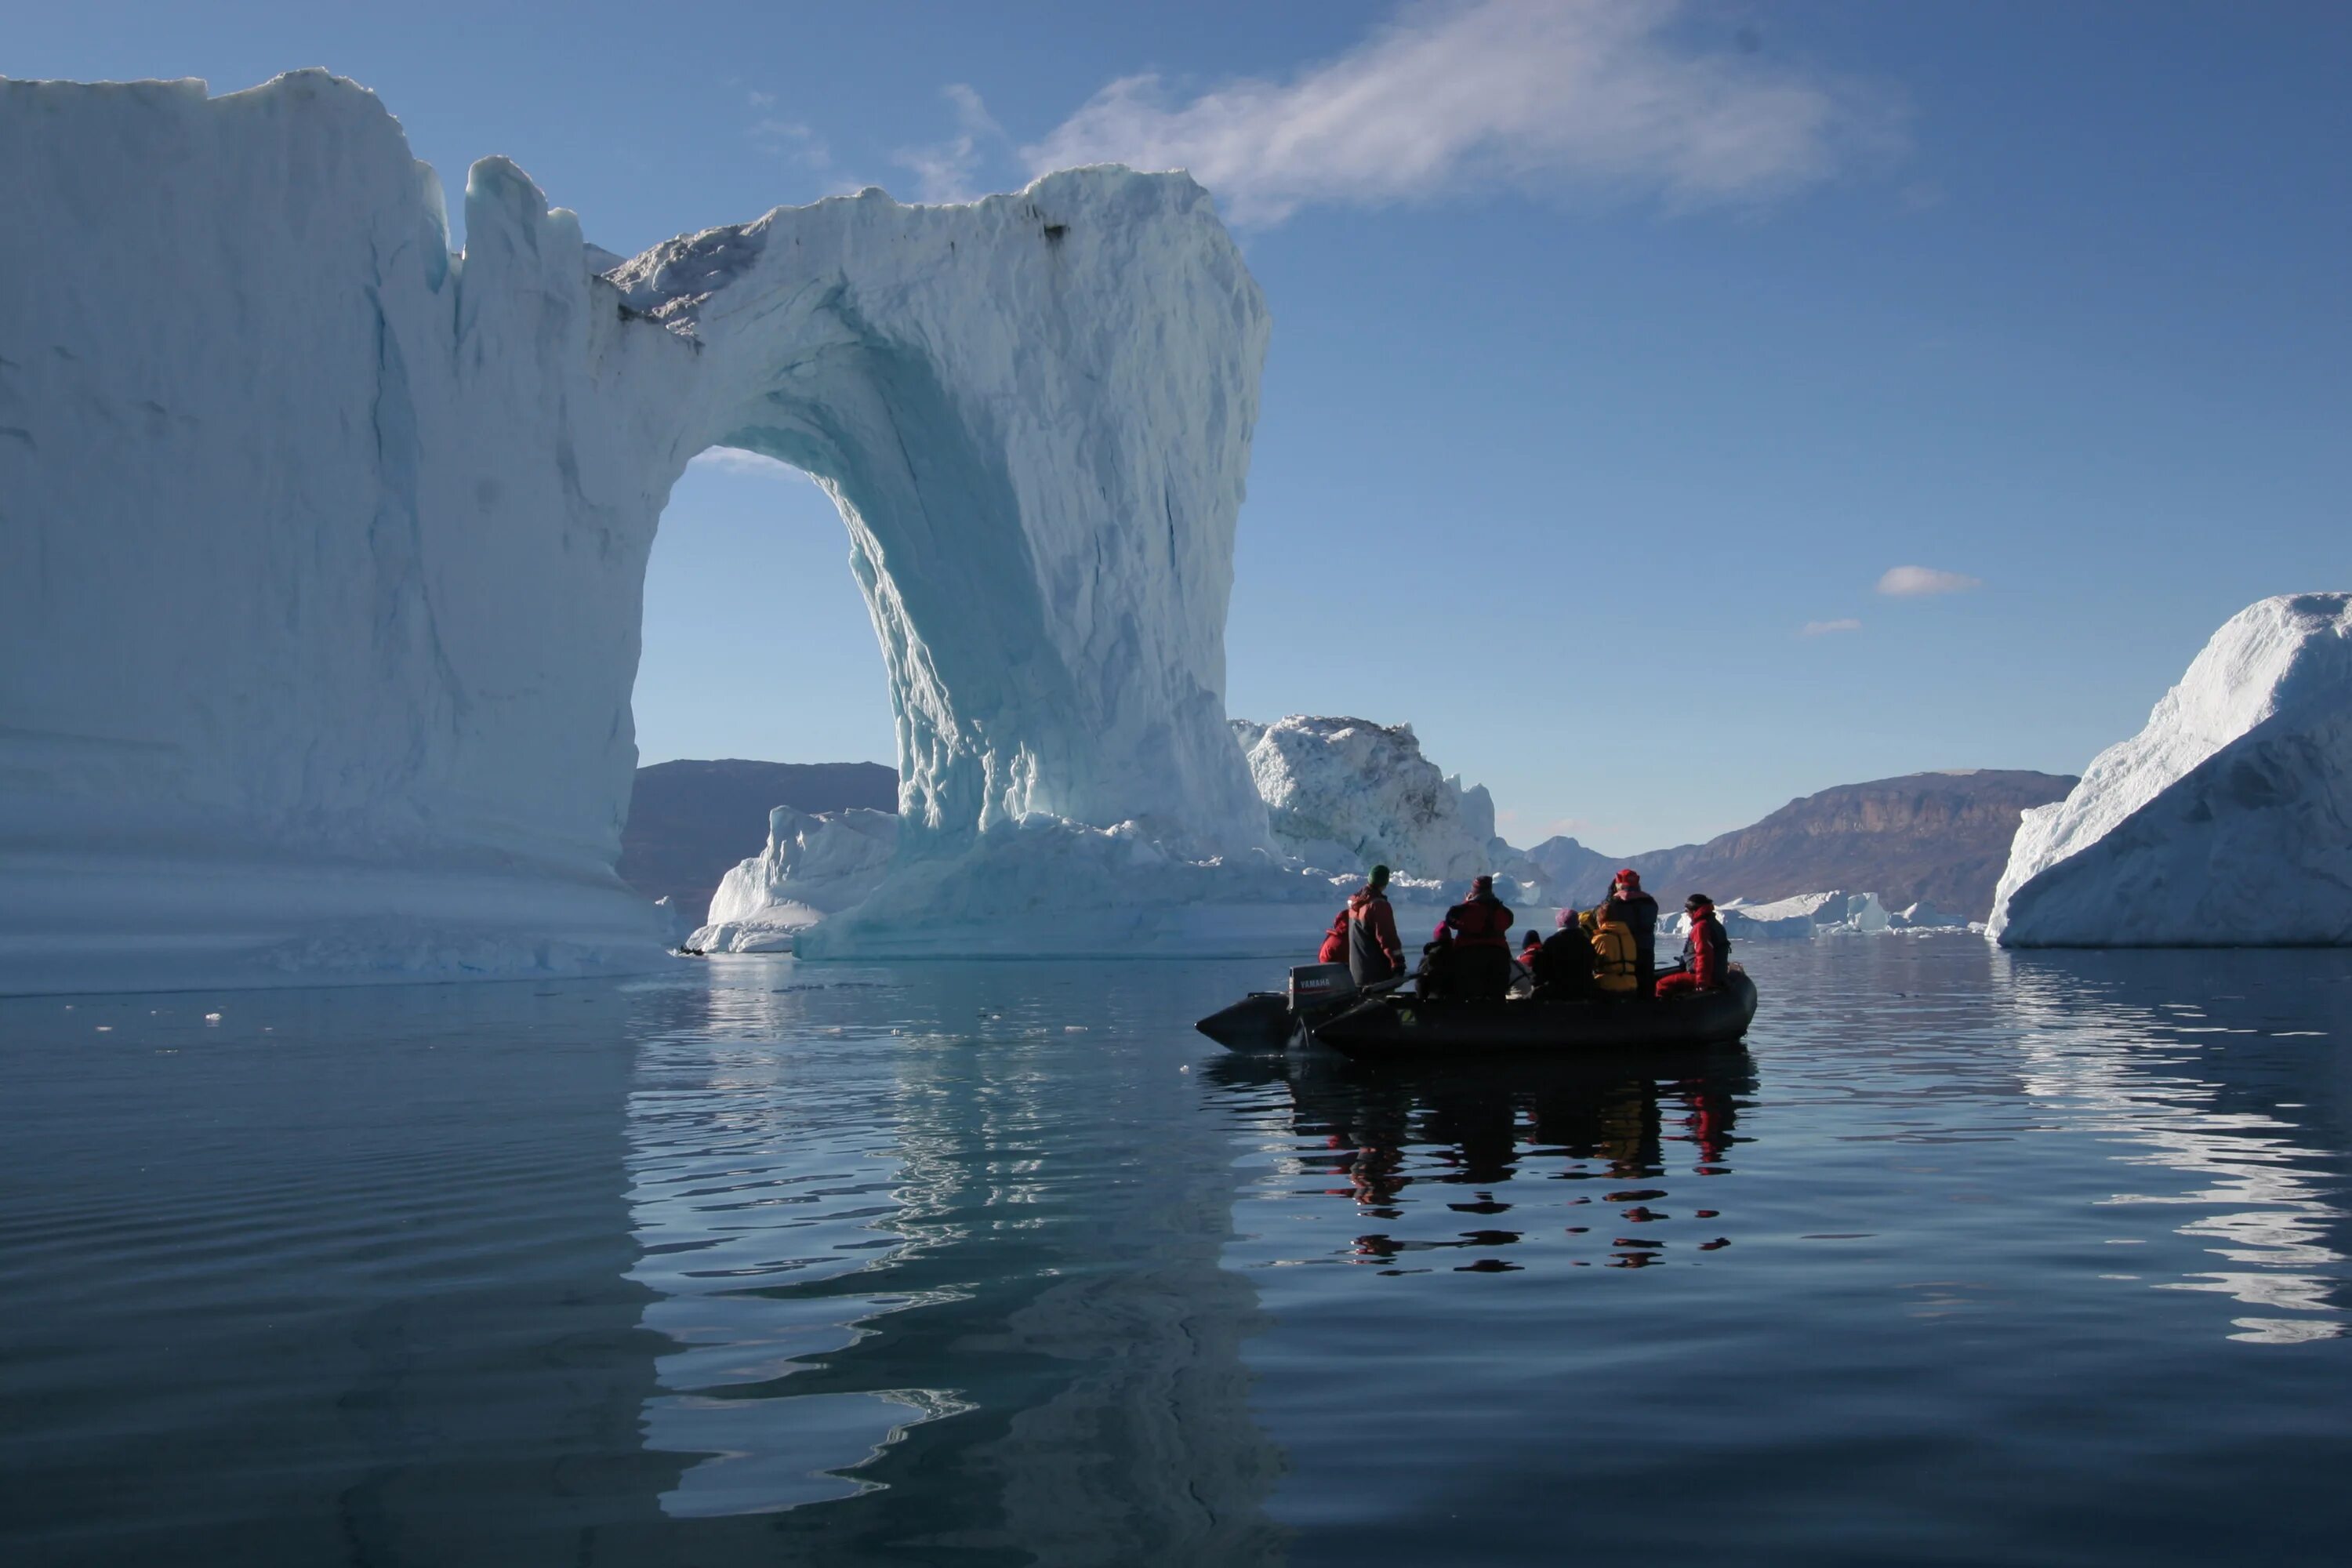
[1316,907,1350,965]
[1656,894,1731,999]
[1443,874,1515,1002]
[1346,864,1406,985]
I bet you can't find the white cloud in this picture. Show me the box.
[752,117,835,174]
[893,84,1008,204]
[689,447,808,481]
[1875,566,1981,597]
[1022,0,1900,226]
[1800,618,1862,637]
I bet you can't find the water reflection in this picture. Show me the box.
[1998,949,2351,1345]
[0,980,684,1566]
[623,960,1285,1563]
[1203,1046,1756,1274]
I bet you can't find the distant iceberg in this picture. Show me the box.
[1229,716,1535,881]
[1671,891,1892,942]
[1989,593,2352,948]
[692,807,898,953]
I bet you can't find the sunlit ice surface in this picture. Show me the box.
[2,937,2347,1564]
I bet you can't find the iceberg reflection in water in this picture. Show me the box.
[1998,949,2349,1343]
[2,941,2350,1564]
[619,961,1285,1563]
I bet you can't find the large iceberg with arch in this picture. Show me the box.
[1988,593,2352,947]
[0,70,1294,993]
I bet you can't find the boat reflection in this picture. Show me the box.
[1204,1044,1756,1272]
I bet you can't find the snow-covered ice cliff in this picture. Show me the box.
[0,71,1275,991]
[1988,593,2352,947]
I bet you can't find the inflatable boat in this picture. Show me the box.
[1195,964,1758,1058]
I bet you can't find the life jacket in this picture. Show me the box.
[1592,920,1639,992]
[1446,895,1513,949]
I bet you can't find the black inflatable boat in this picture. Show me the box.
[1311,970,1759,1058]
[1196,964,1758,1057]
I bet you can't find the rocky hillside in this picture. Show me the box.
[620,760,898,920]
[1545,770,2078,921]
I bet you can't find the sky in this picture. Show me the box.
[13,1,2347,852]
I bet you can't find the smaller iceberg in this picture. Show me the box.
[691,807,899,953]
[1888,899,1969,931]
[1229,714,1551,901]
[1232,716,1492,880]
[1688,891,1890,942]
[1989,593,2352,947]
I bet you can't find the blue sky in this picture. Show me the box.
[14,2,2347,851]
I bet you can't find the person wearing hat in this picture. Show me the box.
[1443,873,1515,1002]
[1656,894,1730,999]
[1590,898,1642,996]
[1609,868,1662,994]
[1345,864,1406,985]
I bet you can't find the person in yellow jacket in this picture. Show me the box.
[1590,897,1641,996]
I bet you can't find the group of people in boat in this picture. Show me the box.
[1316,864,1732,1005]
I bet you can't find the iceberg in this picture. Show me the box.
[1231,717,1492,880]
[1677,891,1893,942]
[692,807,898,953]
[0,72,1273,991]
[1988,593,2352,948]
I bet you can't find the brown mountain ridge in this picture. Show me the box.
[1528,769,2078,922]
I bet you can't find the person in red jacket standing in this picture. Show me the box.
[1657,894,1730,999]
[1346,864,1406,985]
[1443,874,1515,1002]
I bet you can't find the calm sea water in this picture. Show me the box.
[2,936,2347,1565]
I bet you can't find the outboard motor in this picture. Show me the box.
[1287,963,1359,1013]
[1196,964,1365,1052]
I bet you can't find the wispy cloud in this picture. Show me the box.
[1875,566,1981,597]
[1023,0,1900,226]
[752,115,833,172]
[1800,618,1863,637]
[689,447,807,481]
[892,84,1007,204]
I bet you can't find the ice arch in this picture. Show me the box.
[0,71,1279,993]
[612,182,1269,855]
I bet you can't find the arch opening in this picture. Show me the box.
[604,170,1286,955]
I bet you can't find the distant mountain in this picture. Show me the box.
[1547,770,2078,922]
[620,759,898,920]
